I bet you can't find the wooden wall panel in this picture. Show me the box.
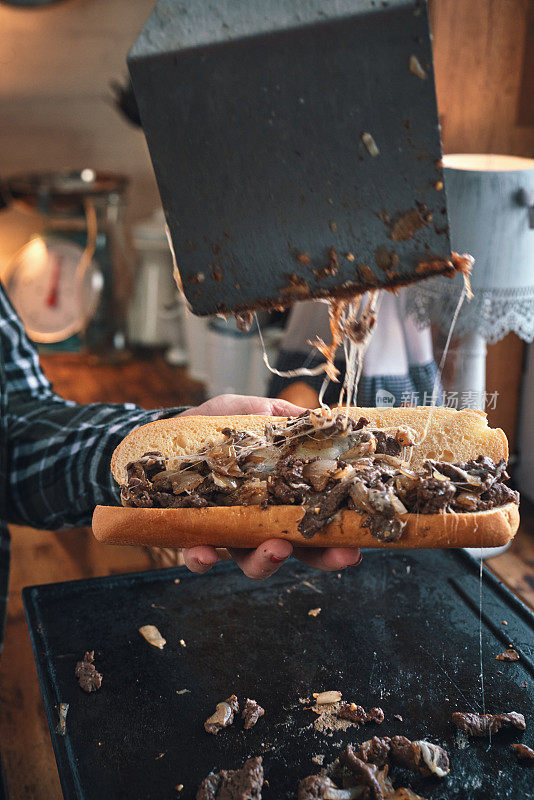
[429,0,534,451]
[517,1,534,126]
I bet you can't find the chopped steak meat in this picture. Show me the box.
[196,756,263,800]
[242,699,265,730]
[451,711,526,736]
[362,513,406,543]
[337,703,385,726]
[269,457,309,505]
[511,743,534,762]
[298,480,351,539]
[75,651,102,693]
[374,431,402,457]
[388,736,419,772]
[297,775,338,800]
[299,735,448,800]
[359,736,393,768]
[342,745,385,800]
[355,736,449,778]
[412,741,450,778]
[204,695,239,735]
[495,648,520,662]
[120,411,518,542]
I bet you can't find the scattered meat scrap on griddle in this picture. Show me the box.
[121,409,518,543]
[204,695,239,735]
[495,648,520,662]
[298,735,448,800]
[75,651,102,693]
[297,775,338,800]
[359,736,393,768]
[242,698,265,730]
[511,743,534,762]
[196,756,263,800]
[337,702,385,726]
[451,711,526,736]
[355,736,449,778]
[342,746,386,799]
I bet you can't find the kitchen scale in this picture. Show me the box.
[6,235,103,345]
[1,170,132,353]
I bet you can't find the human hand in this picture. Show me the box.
[180,394,362,579]
[178,393,303,418]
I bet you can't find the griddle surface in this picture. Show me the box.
[24,550,533,799]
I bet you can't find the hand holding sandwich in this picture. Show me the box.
[95,395,518,568]
[178,394,362,579]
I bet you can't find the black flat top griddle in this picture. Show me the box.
[24,550,534,800]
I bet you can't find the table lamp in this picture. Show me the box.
[407,154,534,410]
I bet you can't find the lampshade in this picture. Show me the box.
[407,154,534,343]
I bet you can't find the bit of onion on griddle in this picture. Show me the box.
[55,702,69,736]
[362,131,380,156]
[418,741,450,778]
[204,696,239,733]
[139,625,166,649]
[409,54,427,79]
[314,690,342,705]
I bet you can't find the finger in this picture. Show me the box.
[293,547,362,571]
[228,539,293,580]
[179,394,304,418]
[267,397,308,417]
[182,546,220,574]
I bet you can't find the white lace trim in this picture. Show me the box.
[405,281,534,344]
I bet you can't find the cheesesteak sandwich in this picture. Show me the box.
[92,406,519,549]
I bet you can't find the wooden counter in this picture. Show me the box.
[0,352,532,800]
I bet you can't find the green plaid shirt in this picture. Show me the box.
[0,282,184,652]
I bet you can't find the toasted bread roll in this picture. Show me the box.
[93,502,519,549]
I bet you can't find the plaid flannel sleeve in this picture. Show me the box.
[0,284,185,530]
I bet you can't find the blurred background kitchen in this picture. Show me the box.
[0,1,534,796]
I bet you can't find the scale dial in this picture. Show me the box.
[5,236,103,343]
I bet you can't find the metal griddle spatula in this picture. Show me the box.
[128,0,451,317]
